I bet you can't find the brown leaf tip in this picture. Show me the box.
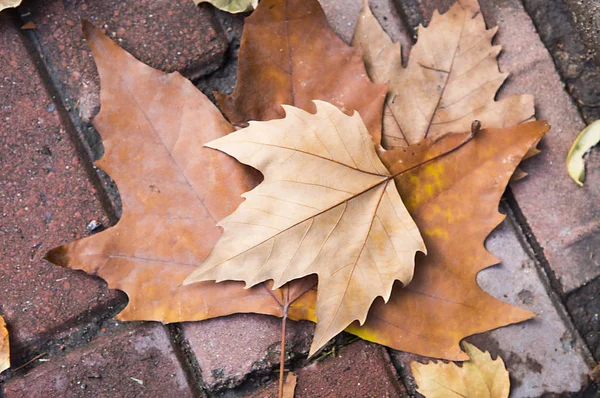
[81,19,99,42]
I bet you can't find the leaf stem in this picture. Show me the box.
[278,287,290,398]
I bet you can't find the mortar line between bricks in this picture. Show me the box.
[502,194,597,367]
[17,18,119,224]
[166,324,208,397]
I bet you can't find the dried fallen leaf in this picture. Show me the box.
[193,0,258,13]
[45,21,317,325]
[0,0,20,13]
[346,121,548,360]
[185,101,425,356]
[567,119,600,186]
[411,342,509,398]
[20,21,36,30]
[0,315,9,374]
[215,0,387,139]
[282,372,297,398]
[352,0,534,149]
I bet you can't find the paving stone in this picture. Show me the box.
[294,340,406,397]
[320,0,413,48]
[18,0,228,131]
[249,340,407,397]
[0,12,122,358]
[391,216,592,397]
[183,314,314,391]
[3,324,195,398]
[568,275,600,361]
[520,0,600,124]
[561,0,600,66]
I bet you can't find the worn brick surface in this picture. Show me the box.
[250,340,407,397]
[0,13,122,357]
[18,0,228,131]
[521,0,600,124]
[568,274,600,361]
[183,314,313,391]
[3,324,195,398]
[392,216,591,396]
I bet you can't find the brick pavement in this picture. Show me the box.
[1,0,599,396]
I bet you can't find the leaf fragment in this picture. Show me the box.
[282,372,297,398]
[193,0,258,13]
[567,119,600,186]
[0,315,9,374]
[352,0,534,149]
[0,0,20,13]
[411,342,509,398]
[185,101,425,356]
[215,0,387,139]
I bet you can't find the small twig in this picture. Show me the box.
[14,352,47,371]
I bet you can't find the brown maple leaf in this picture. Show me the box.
[45,21,317,325]
[352,0,534,149]
[346,120,549,361]
[215,0,387,139]
[185,101,426,355]
[412,342,510,397]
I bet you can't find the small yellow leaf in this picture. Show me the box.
[411,342,509,398]
[0,316,9,374]
[567,120,600,186]
[193,0,258,13]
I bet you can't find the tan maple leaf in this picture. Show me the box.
[412,342,510,398]
[0,0,21,13]
[185,101,425,356]
[0,316,9,374]
[352,0,534,149]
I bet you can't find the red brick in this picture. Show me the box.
[3,324,195,398]
[183,314,313,391]
[19,0,228,124]
[251,340,407,397]
[294,341,405,397]
[0,13,122,357]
